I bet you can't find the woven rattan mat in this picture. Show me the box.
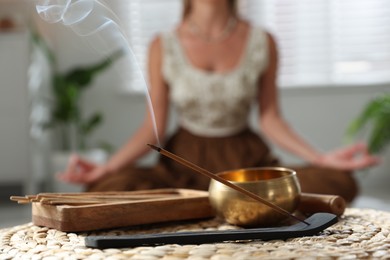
[1,208,390,259]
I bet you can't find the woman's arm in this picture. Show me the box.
[257,33,380,170]
[258,33,322,164]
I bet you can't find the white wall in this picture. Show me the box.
[0,1,33,185]
[0,31,30,183]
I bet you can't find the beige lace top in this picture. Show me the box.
[162,27,269,137]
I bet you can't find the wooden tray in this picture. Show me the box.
[31,189,214,232]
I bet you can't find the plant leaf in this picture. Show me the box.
[63,49,124,89]
[51,80,80,123]
[346,98,383,137]
[81,113,103,136]
[346,93,390,154]
[367,103,390,153]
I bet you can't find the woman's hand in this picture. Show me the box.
[315,143,381,171]
[58,155,109,185]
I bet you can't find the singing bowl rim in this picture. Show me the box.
[214,166,297,184]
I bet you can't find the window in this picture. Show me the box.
[106,0,390,92]
[251,0,390,87]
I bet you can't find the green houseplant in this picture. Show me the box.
[32,31,123,152]
[48,49,123,151]
[346,93,390,154]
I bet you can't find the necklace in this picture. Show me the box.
[189,17,238,43]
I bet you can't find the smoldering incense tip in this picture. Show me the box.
[147,144,161,152]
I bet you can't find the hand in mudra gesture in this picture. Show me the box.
[58,155,108,185]
[316,143,381,171]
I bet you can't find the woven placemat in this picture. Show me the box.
[1,208,389,259]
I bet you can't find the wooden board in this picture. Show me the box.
[32,189,214,232]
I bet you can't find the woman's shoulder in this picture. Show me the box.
[243,21,275,49]
[149,28,179,51]
[148,33,171,61]
[246,23,271,38]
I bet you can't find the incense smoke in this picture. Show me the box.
[35,0,161,145]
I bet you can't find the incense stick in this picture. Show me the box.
[147,144,310,225]
[10,193,178,206]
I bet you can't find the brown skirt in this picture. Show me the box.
[87,128,359,202]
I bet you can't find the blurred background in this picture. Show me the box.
[0,0,389,227]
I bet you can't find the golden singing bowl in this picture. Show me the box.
[208,167,301,227]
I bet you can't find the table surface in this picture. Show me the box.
[1,208,389,259]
